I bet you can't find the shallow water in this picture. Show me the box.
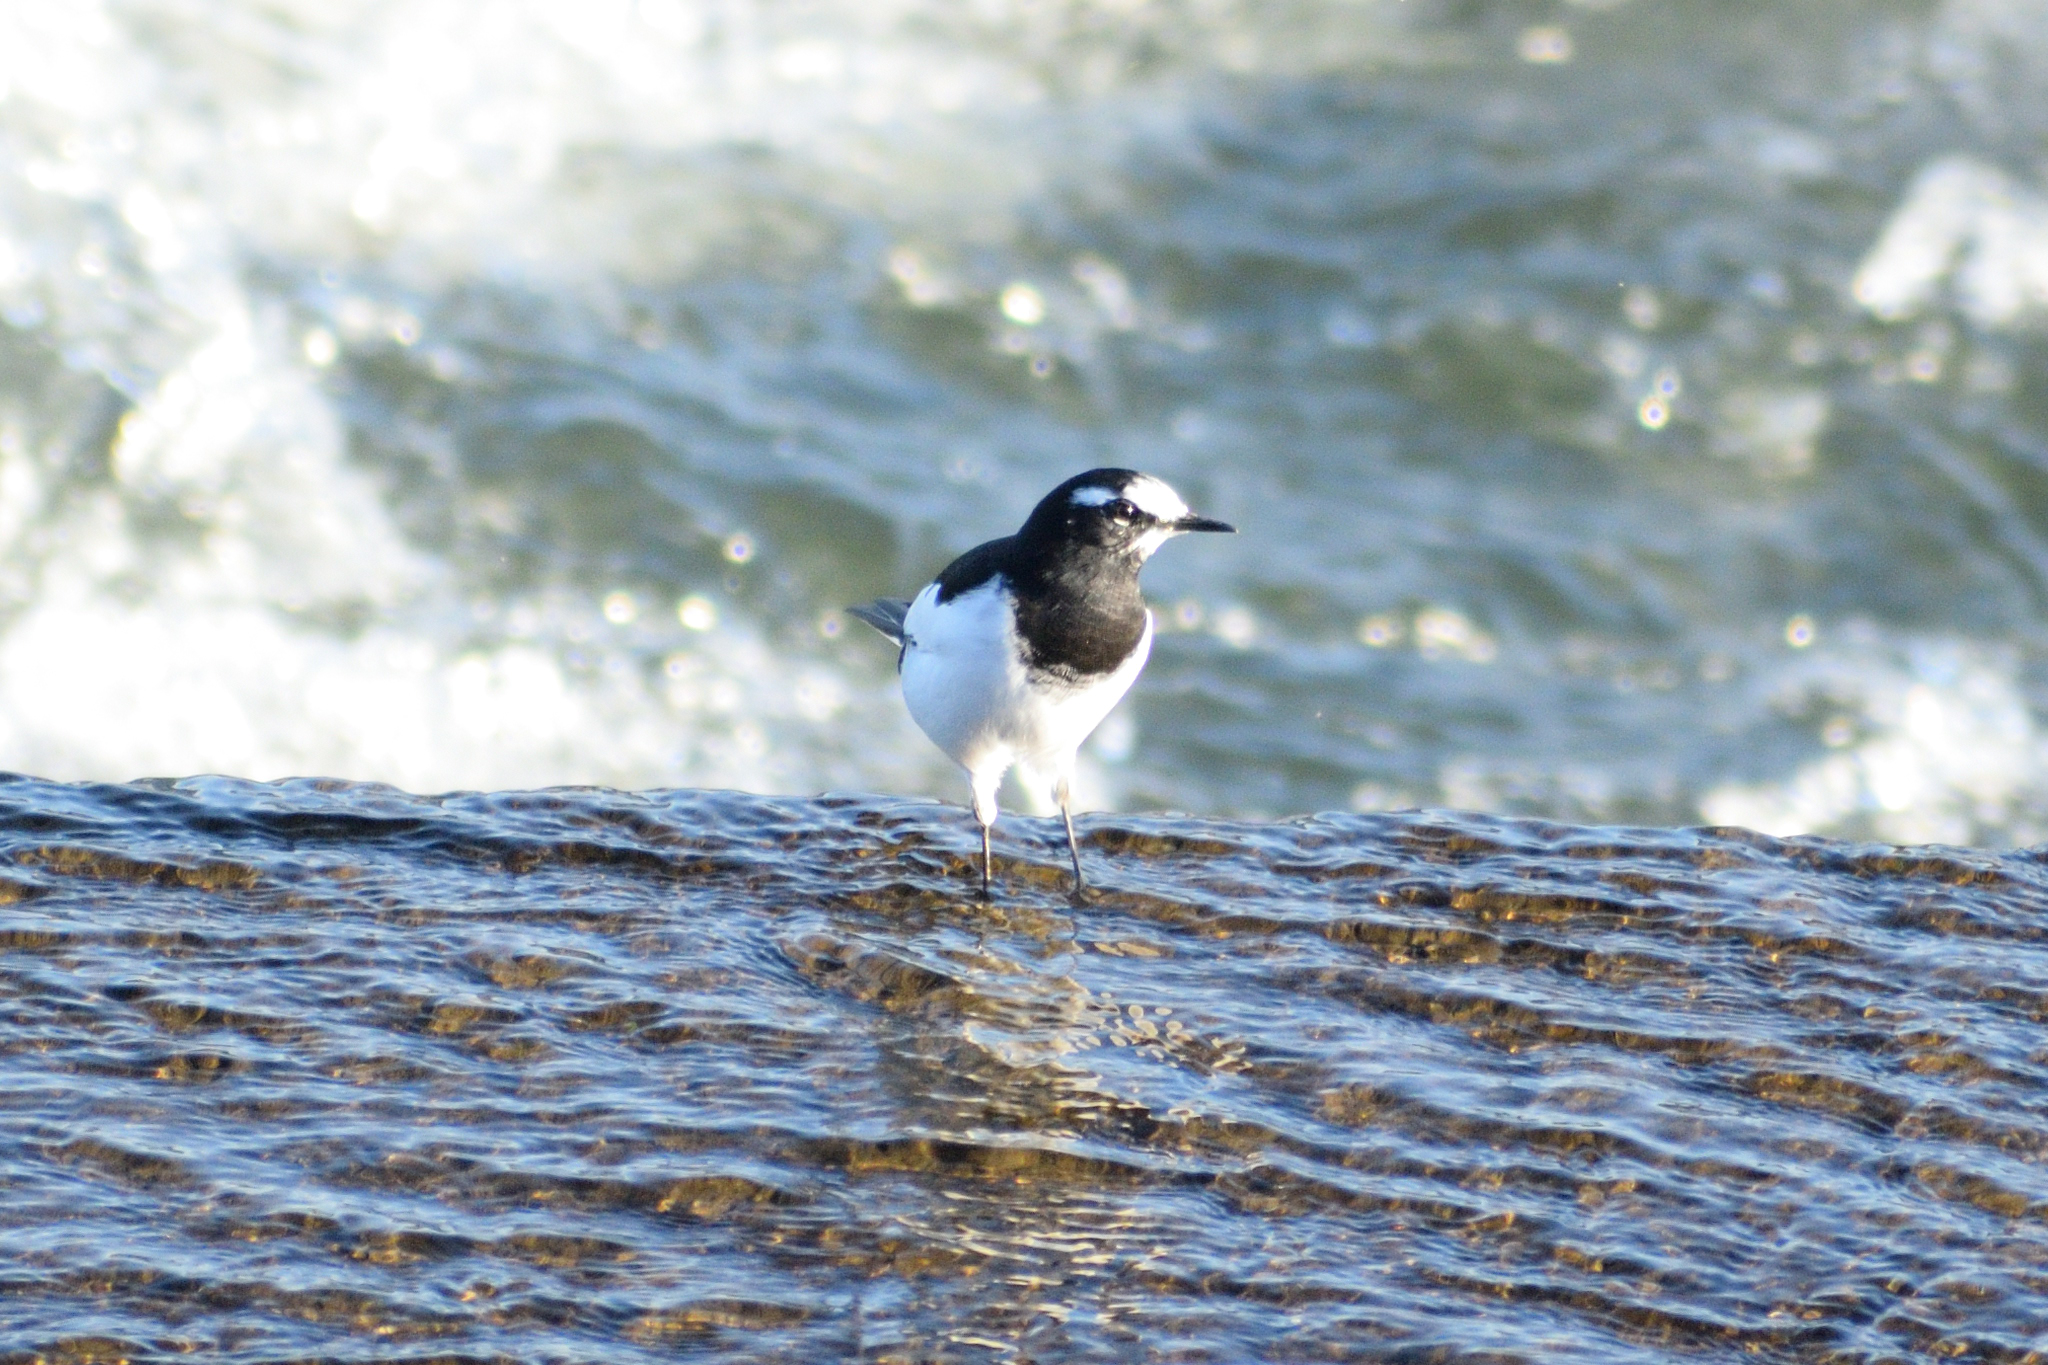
[8,2,2048,843]
[5,774,2046,1362]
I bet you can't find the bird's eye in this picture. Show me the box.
[1108,499,1139,522]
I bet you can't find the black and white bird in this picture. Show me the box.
[849,468,1234,898]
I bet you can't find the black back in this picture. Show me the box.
[934,469,1156,681]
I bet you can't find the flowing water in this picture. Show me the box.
[4,775,2046,1362]
[5,0,2048,839]
[7,2,2048,1359]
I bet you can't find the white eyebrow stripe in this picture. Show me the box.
[1121,475,1189,522]
[1069,476,1190,520]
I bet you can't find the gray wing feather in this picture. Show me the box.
[846,598,911,646]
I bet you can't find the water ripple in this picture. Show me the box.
[2,775,2046,1361]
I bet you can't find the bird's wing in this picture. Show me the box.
[846,598,912,646]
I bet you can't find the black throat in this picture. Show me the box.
[934,533,1148,681]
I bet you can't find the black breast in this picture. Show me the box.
[935,535,1147,681]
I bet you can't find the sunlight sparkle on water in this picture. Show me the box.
[1516,27,1573,64]
[999,282,1045,326]
[1213,607,1256,649]
[302,327,338,367]
[888,248,953,307]
[1358,614,1401,648]
[1415,608,1497,664]
[677,596,717,631]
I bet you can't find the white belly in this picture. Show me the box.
[899,579,1151,818]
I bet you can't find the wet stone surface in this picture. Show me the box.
[2,773,2046,1362]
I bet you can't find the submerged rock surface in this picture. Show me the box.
[2,774,2045,1362]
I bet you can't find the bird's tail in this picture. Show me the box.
[846,598,911,646]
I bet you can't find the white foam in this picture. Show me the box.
[0,0,1422,798]
[1853,157,2048,327]
[0,290,935,793]
[1699,641,2048,846]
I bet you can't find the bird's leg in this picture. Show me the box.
[970,775,999,901]
[1056,775,1085,901]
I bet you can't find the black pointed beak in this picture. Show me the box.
[1174,515,1236,534]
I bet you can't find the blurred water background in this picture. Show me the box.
[6,1,2048,830]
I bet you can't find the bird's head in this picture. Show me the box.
[1023,468,1235,562]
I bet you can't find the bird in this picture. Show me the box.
[849,468,1234,899]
